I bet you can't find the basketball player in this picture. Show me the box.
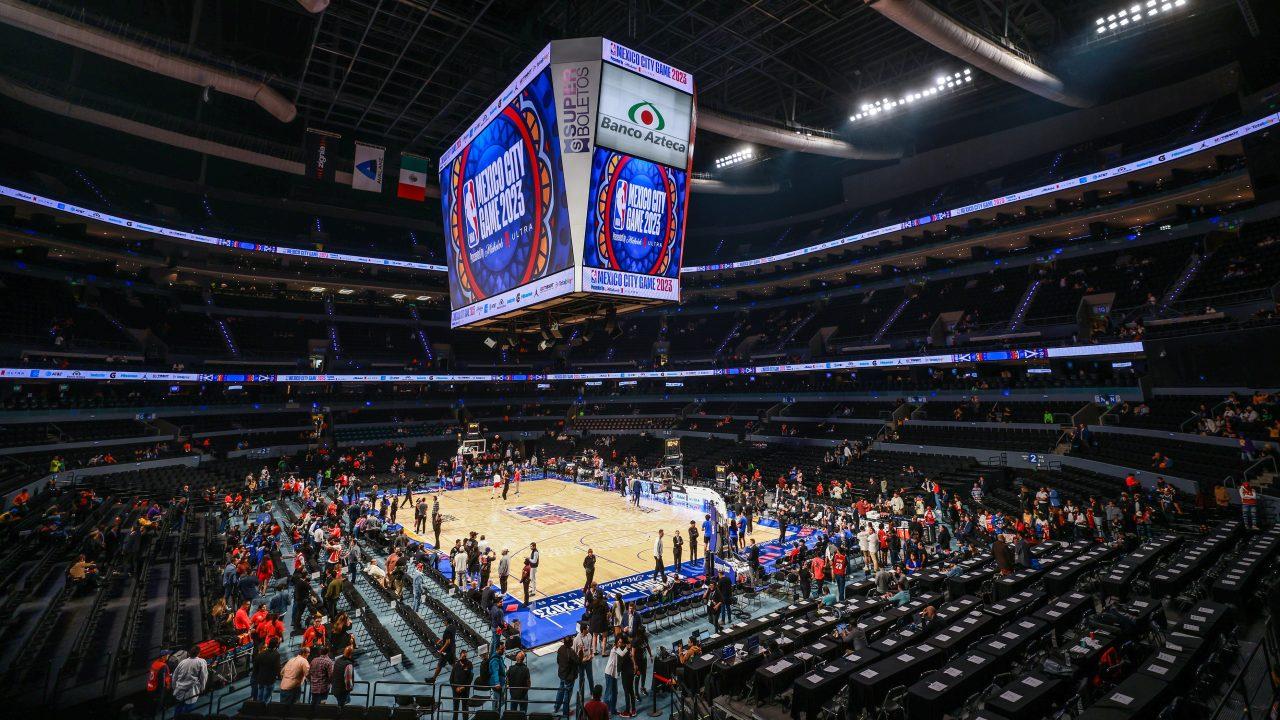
[491,469,502,499]
[501,471,511,500]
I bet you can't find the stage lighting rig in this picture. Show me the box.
[1095,0,1188,34]
[714,148,755,170]
[850,68,972,123]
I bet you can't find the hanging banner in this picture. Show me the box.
[397,153,429,201]
[352,141,385,192]
[304,128,341,182]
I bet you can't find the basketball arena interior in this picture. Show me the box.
[2,1,1280,718]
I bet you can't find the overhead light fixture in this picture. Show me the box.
[850,68,972,122]
[390,293,407,299]
[309,286,327,292]
[415,295,430,301]
[714,147,755,170]
[337,288,354,295]
[1095,0,1187,34]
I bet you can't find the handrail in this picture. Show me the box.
[431,681,570,720]
[1096,401,1122,427]
[369,678,440,708]
[1243,455,1278,484]
[1208,618,1275,720]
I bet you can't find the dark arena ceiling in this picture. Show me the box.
[0,0,1268,168]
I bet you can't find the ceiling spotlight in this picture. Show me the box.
[309,286,326,292]
[390,293,406,299]
[1093,0,1189,35]
[337,288,354,295]
[852,67,973,122]
[715,147,755,170]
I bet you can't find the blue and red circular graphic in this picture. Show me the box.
[442,68,571,307]
[586,148,685,277]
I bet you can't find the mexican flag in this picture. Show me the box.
[397,153,429,201]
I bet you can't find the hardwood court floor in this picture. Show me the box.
[404,479,705,599]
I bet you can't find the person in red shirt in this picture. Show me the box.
[302,615,327,650]
[256,612,284,645]
[831,549,847,600]
[249,603,269,630]
[256,557,274,593]
[809,555,827,597]
[233,601,253,633]
[583,684,609,720]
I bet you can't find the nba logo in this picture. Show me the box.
[462,179,480,249]
[612,180,629,231]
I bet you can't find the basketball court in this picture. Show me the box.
[403,477,707,600]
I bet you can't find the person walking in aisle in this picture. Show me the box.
[508,650,530,713]
[331,646,356,707]
[603,636,622,715]
[251,639,281,703]
[488,641,508,710]
[618,637,637,717]
[554,636,578,717]
[449,650,474,720]
[308,646,334,706]
[430,623,457,683]
[171,645,209,715]
[573,621,595,695]
[278,646,310,705]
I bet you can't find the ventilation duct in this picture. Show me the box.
[0,75,448,196]
[865,0,1093,108]
[697,108,902,161]
[0,0,298,122]
[691,177,780,195]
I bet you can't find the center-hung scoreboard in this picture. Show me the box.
[439,38,695,330]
